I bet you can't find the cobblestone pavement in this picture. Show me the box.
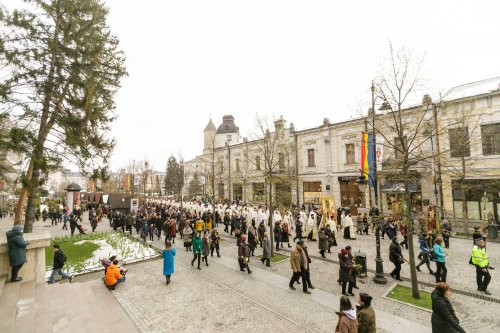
[113,237,427,333]
[212,232,500,332]
[3,216,499,331]
[213,226,500,299]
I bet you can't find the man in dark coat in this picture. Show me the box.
[49,244,74,284]
[238,236,252,274]
[261,231,271,267]
[6,225,29,282]
[318,227,328,258]
[273,222,282,251]
[294,216,303,242]
[257,221,266,247]
[389,236,403,281]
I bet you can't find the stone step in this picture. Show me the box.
[0,274,7,296]
[34,283,52,333]
[47,279,138,333]
[13,280,36,333]
[87,279,139,331]
[0,281,21,333]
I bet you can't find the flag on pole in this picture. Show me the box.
[125,175,130,192]
[90,179,95,191]
[360,132,374,187]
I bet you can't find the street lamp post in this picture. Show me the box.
[356,82,388,285]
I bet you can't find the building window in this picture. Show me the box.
[278,153,285,170]
[303,181,321,204]
[235,158,240,172]
[481,123,500,155]
[252,183,264,201]
[449,127,470,157]
[227,135,232,142]
[394,136,407,159]
[256,156,261,170]
[346,144,355,164]
[307,149,315,167]
[218,160,223,172]
[218,183,224,198]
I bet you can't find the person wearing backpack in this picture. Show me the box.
[49,244,74,284]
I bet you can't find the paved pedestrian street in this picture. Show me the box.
[2,216,499,332]
[110,228,498,333]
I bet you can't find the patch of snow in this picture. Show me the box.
[46,233,159,278]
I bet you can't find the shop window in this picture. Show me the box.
[449,127,470,157]
[218,183,224,198]
[307,149,315,167]
[346,144,355,164]
[481,123,500,155]
[303,181,321,204]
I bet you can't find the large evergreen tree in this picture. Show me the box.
[164,155,183,196]
[0,0,127,231]
[187,171,202,198]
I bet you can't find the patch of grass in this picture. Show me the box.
[387,284,432,310]
[45,241,100,270]
[257,253,289,263]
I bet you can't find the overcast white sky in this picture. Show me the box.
[6,0,500,171]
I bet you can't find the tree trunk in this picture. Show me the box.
[24,168,40,233]
[405,171,420,299]
[14,160,34,225]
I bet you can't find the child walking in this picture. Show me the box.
[149,224,155,242]
[162,241,176,285]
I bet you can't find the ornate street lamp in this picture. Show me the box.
[356,174,387,284]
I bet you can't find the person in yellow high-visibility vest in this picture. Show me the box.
[471,240,494,295]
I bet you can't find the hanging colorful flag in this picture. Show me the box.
[125,174,130,192]
[90,179,95,191]
[360,132,374,187]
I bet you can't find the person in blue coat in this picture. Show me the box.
[162,241,176,285]
[433,236,447,283]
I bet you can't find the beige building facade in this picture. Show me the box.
[186,77,500,223]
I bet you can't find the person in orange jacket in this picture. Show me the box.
[105,259,125,290]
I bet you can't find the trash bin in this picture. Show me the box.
[487,225,498,239]
[354,251,367,277]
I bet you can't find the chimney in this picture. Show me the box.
[243,137,248,143]
[323,118,330,126]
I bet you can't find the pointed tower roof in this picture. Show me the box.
[204,119,216,132]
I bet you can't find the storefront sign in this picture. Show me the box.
[338,176,358,182]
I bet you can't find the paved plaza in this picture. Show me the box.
[2,215,499,332]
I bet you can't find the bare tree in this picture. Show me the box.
[374,44,435,299]
[248,113,296,256]
[136,160,152,196]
